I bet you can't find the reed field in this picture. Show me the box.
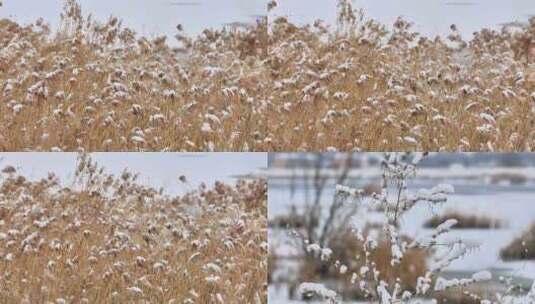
[0,1,533,151]
[0,155,267,303]
[267,1,535,151]
[0,0,269,152]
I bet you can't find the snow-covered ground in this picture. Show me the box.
[269,284,436,304]
[403,190,535,279]
[268,168,535,218]
[269,167,535,302]
[269,284,367,304]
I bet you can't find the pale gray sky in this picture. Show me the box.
[2,1,533,39]
[0,153,266,195]
[272,0,535,38]
[0,0,265,37]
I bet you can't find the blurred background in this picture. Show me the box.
[268,153,535,303]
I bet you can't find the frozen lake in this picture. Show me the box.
[271,0,535,38]
[0,0,265,37]
[270,179,535,273]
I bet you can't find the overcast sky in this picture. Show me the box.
[0,153,266,195]
[0,0,265,37]
[2,1,534,39]
[273,0,534,38]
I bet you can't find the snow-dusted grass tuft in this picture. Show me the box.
[424,210,506,229]
[501,222,535,261]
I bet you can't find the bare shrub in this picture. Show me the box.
[295,153,535,303]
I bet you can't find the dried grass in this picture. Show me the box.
[299,228,427,299]
[1,0,535,151]
[424,210,506,229]
[501,222,535,260]
[0,155,267,303]
[267,0,535,151]
[0,0,268,151]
